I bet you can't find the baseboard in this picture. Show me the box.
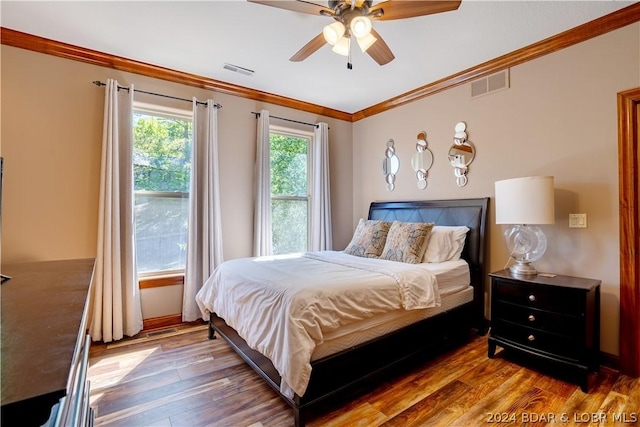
[143,314,183,331]
[600,351,620,371]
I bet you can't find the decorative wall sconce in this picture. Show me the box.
[448,122,475,187]
[411,131,434,190]
[382,138,400,191]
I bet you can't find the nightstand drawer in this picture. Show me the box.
[492,320,581,361]
[493,301,582,335]
[494,280,583,314]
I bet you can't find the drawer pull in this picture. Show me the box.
[528,314,536,322]
[528,334,536,342]
[528,294,536,302]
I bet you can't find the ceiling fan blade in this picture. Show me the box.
[290,33,327,62]
[366,28,394,65]
[247,0,334,16]
[370,1,461,21]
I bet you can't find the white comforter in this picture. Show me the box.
[195,251,440,398]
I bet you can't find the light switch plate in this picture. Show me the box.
[569,213,587,228]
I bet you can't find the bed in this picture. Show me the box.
[196,198,489,426]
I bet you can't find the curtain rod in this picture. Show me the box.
[251,112,319,128]
[93,81,222,109]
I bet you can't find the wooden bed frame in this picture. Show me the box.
[208,198,489,426]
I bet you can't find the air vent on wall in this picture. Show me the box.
[223,63,255,76]
[471,69,509,98]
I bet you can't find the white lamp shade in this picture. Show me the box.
[323,22,345,45]
[495,176,555,225]
[356,32,377,52]
[350,16,372,38]
[332,36,350,56]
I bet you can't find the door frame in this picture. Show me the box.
[618,88,640,377]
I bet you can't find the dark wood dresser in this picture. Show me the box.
[1,258,95,426]
[488,269,600,392]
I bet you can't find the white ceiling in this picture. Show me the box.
[1,1,635,114]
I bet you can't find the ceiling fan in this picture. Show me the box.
[248,0,461,69]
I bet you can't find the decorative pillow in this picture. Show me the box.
[344,219,392,258]
[423,226,470,262]
[380,221,434,264]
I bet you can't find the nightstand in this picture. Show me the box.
[488,270,600,392]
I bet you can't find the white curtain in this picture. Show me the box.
[90,79,143,343]
[183,99,223,322]
[310,122,332,251]
[253,109,272,256]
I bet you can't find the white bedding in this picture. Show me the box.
[315,259,470,347]
[313,284,473,360]
[195,251,444,398]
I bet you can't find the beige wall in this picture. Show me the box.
[0,45,354,318]
[353,24,640,356]
[2,22,639,355]
[0,45,354,265]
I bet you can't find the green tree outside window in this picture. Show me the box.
[270,132,309,255]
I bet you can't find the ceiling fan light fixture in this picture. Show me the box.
[356,32,377,52]
[323,21,346,45]
[350,16,372,38]
[332,36,350,56]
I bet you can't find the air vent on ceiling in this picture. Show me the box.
[223,63,254,76]
[471,69,509,98]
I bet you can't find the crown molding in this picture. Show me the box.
[0,27,353,122]
[353,2,640,121]
[2,2,639,123]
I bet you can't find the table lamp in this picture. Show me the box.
[495,176,555,276]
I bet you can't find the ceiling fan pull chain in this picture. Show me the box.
[347,37,353,70]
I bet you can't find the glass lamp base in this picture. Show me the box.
[504,224,548,277]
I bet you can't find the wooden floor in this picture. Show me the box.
[88,323,640,427]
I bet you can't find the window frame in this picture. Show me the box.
[132,102,193,281]
[269,125,313,253]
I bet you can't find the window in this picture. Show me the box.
[132,106,193,276]
[270,127,311,255]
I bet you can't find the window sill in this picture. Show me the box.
[139,274,184,289]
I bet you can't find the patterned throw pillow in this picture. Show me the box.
[380,221,434,264]
[344,219,392,258]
